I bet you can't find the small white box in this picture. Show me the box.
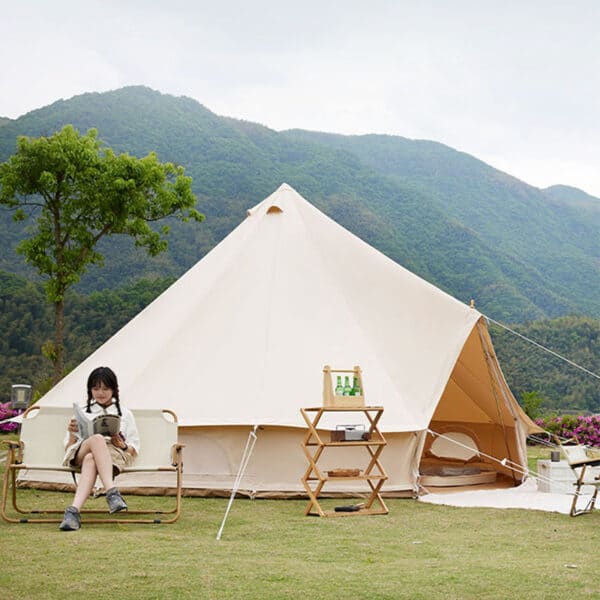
[537,460,600,494]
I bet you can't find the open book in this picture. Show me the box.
[73,403,120,440]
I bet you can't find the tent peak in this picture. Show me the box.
[246,183,303,217]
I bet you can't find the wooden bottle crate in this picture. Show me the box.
[322,365,365,408]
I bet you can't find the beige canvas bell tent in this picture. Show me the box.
[31,183,538,497]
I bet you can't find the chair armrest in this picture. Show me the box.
[2,439,24,463]
[2,439,21,448]
[564,453,600,468]
[170,443,185,467]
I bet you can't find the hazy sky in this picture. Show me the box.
[2,0,599,197]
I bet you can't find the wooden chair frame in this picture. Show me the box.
[1,405,184,525]
[554,435,600,517]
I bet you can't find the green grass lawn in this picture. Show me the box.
[1,441,598,600]
[527,444,551,472]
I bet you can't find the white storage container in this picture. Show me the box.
[537,459,600,494]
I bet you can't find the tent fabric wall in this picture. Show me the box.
[18,427,423,497]
[30,183,537,496]
[177,427,422,497]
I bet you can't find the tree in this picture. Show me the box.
[0,125,203,382]
[520,391,545,420]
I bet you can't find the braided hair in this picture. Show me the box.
[86,366,122,416]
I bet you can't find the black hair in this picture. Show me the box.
[86,366,122,416]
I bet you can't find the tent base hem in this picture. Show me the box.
[15,476,417,499]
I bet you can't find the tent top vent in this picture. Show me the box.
[247,183,295,217]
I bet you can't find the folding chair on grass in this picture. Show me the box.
[1,405,184,525]
[554,435,600,517]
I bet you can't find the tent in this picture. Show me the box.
[31,183,539,497]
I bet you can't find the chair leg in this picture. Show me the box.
[1,452,14,523]
[571,490,597,517]
[570,464,600,517]
[2,466,184,524]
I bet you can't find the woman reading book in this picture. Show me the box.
[59,366,140,531]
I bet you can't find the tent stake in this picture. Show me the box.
[216,425,259,541]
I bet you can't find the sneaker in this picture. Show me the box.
[59,506,81,531]
[106,487,128,513]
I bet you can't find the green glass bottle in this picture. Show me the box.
[335,375,343,395]
[343,376,351,396]
[351,376,361,396]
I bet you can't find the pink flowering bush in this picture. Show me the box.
[535,414,600,447]
[0,402,20,433]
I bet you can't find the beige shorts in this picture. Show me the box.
[63,437,134,474]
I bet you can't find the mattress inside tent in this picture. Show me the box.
[419,431,498,488]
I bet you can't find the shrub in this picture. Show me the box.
[0,402,20,433]
[535,414,600,447]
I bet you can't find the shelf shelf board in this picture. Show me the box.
[308,508,389,518]
[304,475,387,482]
[303,406,384,412]
[327,440,385,447]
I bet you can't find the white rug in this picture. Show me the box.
[418,478,596,514]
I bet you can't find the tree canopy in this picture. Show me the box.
[0,124,203,380]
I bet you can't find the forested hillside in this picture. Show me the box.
[490,317,600,414]
[0,271,173,397]
[0,86,598,323]
[281,130,600,319]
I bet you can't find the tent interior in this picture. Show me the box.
[418,321,529,491]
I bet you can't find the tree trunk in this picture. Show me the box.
[53,298,65,384]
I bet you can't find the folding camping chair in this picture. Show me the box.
[1,405,184,524]
[554,435,600,517]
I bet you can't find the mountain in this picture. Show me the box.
[278,131,600,320]
[543,184,600,210]
[0,86,598,322]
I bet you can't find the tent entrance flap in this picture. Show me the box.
[422,319,535,484]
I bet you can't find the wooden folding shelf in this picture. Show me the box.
[300,404,388,517]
